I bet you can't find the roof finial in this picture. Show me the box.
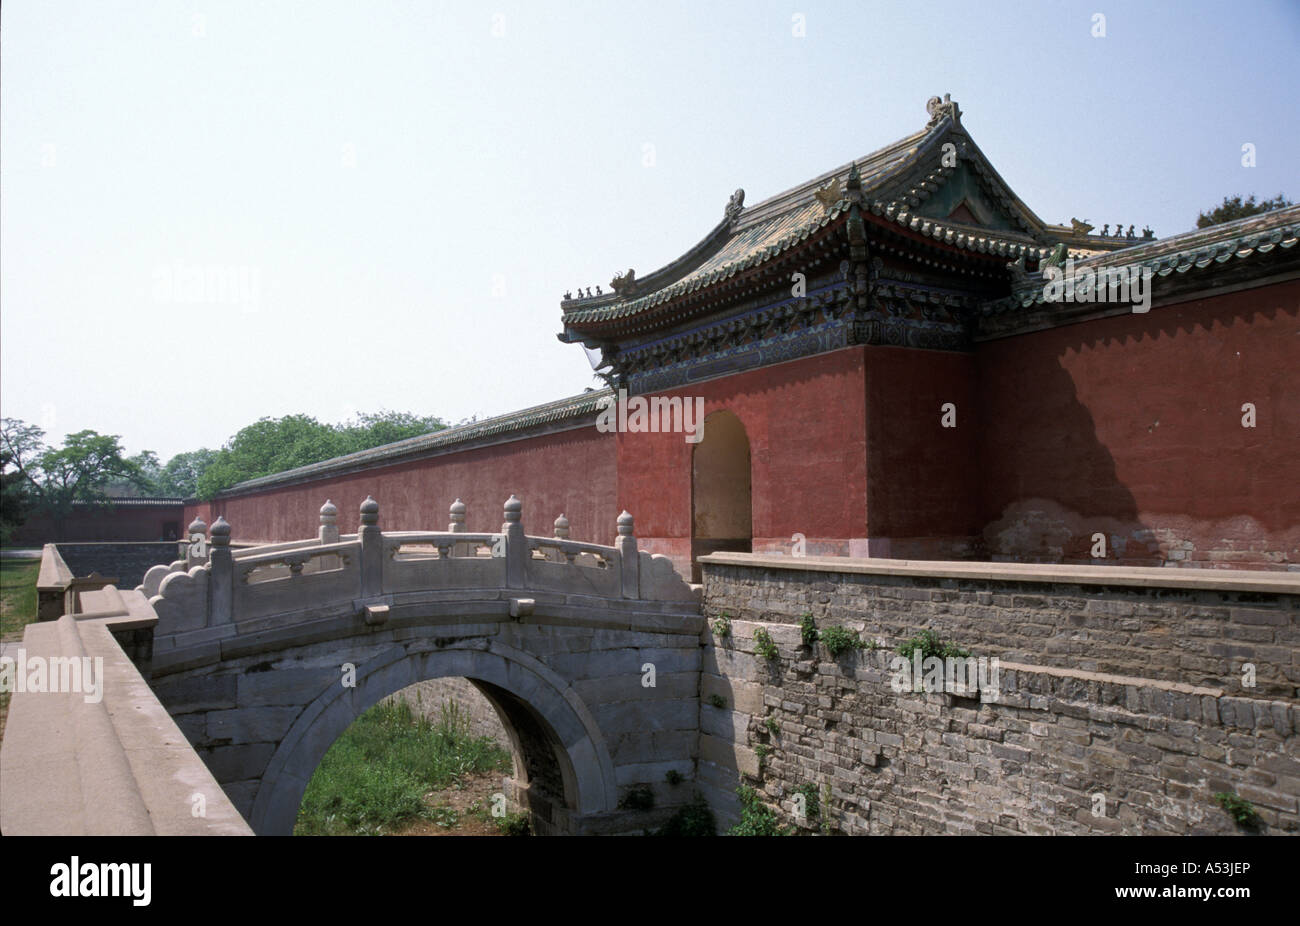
[846,161,862,199]
[725,188,745,221]
[925,93,961,126]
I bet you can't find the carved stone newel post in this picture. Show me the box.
[617,510,639,599]
[209,516,233,625]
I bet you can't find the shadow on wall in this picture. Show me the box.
[979,328,1148,566]
[980,290,1300,565]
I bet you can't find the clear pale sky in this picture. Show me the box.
[2,0,1297,462]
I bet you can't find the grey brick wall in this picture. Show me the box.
[698,561,1299,835]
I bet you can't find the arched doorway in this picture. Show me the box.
[691,409,752,582]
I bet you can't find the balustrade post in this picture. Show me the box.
[186,515,209,568]
[318,500,339,570]
[449,498,471,557]
[359,496,382,597]
[209,517,232,625]
[616,510,639,599]
[550,513,571,563]
[319,499,339,544]
[503,495,525,588]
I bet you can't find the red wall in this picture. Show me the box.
[11,505,186,544]
[977,279,1300,567]
[617,347,870,571]
[184,426,618,546]
[864,346,982,558]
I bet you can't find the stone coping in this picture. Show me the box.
[698,552,1300,595]
[0,590,253,835]
[36,543,73,591]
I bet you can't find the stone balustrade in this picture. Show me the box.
[140,496,697,643]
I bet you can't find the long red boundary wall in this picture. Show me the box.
[183,425,618,546]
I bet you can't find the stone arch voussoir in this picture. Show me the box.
[248,639,618,835]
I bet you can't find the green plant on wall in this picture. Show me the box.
[820,625,868,657]
[619,787,655,811]
[753,627,778,661]
[820,782,833,835]
[794,783,820,823]
[765,716,779,736]
[1214,792,1261,829]
[707,693,728,709]
[897,628,970,660]
[711,614,732,638]
[728,785,793,836]
[799,613,818,647]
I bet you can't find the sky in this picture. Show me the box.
[2,0,1297,463]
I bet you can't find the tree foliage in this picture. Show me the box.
[0,447,30,544]
[0,419,153,536]
[194,410,446,499]
[153,449,218,498]
[1196,193,1292,229]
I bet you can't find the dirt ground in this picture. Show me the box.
[389,769,505,836]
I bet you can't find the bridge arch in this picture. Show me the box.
[249,640,619,835]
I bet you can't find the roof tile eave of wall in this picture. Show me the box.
[218,389,614,497]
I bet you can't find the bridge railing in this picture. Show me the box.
[143,495,696,637]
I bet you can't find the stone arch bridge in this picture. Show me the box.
[126,496,700,835]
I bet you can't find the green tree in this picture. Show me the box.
[154,448,218,498]
[195,411,446,499]
[104,451,162,497]
[0,419,154,540]
[1196,193,1292,229]
[1,447,30,544]
[337,410,447,454]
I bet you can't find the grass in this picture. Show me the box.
[0,557,40,747]
[0,558,40,640]
[294,697,511,835]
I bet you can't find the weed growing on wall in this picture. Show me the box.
[799,613,818,647]
[897,628,970,660]
[728,785,793,836]
[820,625,868,657]
[1214,792,1262,829]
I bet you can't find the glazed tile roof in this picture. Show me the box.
[71,497,187,507]
[223,389,613,495]
[1004,205,1300,307]
[559,97,1073,335]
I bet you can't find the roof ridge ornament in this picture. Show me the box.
[610,268,637,297]
[725,188,745,222]
[814,175,845,212]
[925,93,961,127]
